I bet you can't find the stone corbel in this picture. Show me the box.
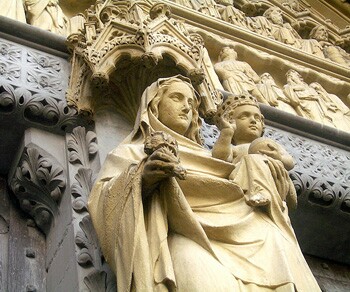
[8,129,67,235]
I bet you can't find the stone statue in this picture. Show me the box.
[263,7,301,48]
[212,93,296,208]
[247,14,274,38]
[300,25,326,59]
[24,0,68,35]
[0,0,26,22]
[214,47,269,103]
[283,69,333,125]
[257,72,298,115]
[308,25,350,66]
[310,82,350,132]
[88,75,321,291]
[216,0,248,28]
[172,0,221,18]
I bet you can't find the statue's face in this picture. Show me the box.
[157,82,194,135]
[313,26,328,41]
[220,47,237,61]
[287,70,302,83]
[232,105,263,144]
[269,8,283,25]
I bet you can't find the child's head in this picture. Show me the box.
[216,93,265,145]
[249,137,295,170]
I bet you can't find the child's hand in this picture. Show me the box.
[215,114,237,131]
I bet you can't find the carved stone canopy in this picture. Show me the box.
[66,0,222,123]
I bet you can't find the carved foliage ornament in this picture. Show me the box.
[67,126,116,290]
[0,81,90,133]
[68,126,98,167]
[10,145,66,234]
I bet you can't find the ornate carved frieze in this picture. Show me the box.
[0,38,91,133]
[66,0,222,122]
[9,144,66,234]
[264,127,350,213]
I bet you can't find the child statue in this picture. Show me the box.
[212,92,297,209]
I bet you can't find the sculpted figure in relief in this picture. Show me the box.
[247,14,274,38]
[308,25,350,66]
[0,0,26,22]
[172,0,221,18]
[310,82,350,132]
[257,72,298,115]
[300,26,326,59]
[283,69,333,126]
[214,47,268,104]
[212,93,297,209]
[88,75,321,291]
[263,7,301,48]
[215,0,248,28]
[24,0,68,35]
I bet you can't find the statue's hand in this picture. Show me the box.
[142,147,185,196]
[215,113,237,132]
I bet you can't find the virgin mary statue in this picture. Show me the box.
[88,75,320,291]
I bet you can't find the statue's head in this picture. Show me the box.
[310,25,328,41]
[260,72,274,82]
[263,7,283,25]
[216,93,265,145]
[286,69,302,83]
[218,47,238,62]
[149,76,201,143]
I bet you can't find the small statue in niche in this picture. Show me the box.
[257,72,298,115]
[283,69,333,126]
[214,46,269,103]
[215,0,248,28]
[308,25,350,66]
[263,7,302,48]
[212,93,297,209]
[24,0,68,35]
[310,82,350,132]
[0,0,26,23]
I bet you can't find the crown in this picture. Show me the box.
[215,92,259,125]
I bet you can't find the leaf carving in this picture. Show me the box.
[10,145,66,234]
[68,126,98,167]
[75,215,101,269]
[72,168,96,212]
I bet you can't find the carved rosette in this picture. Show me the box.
[66,0,222,122]
[10,145,66,234]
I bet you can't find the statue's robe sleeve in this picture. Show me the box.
[88,146,215,291]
